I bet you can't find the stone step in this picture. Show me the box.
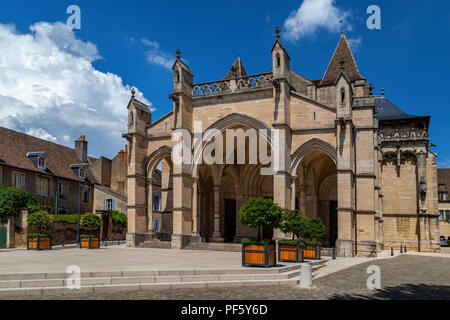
[184,243,242,252]
[0,263,305,281]
[0,277,300,298]
[0,269,301,290]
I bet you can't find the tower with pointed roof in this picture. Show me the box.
[124,28,440,254]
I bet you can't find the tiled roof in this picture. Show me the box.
[374,96,428,121]
[0,126,97,182]
[319,34,365,86]
[438,169,450,191]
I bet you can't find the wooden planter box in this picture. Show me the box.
[80,236,100,249]
[278,242,304,262]
[242,240,276,268]
[27,235,52,250]
[303,245,321,260]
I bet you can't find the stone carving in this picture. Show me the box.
[236,72,273,90]
[192,72,273,96]
[378,129,428,142]
[419,176,427,202]
[192,80,231,96]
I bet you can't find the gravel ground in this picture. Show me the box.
[22,255,450,300]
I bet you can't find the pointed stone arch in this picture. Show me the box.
[291,138,337,176]
[192,113,273,178]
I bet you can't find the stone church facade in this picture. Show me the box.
[124,30,441,256]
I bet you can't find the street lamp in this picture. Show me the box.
[76,182,89,245]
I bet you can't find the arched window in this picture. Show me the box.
[276,54,281,68]
[175,71,180,83]
[340,88,345,104]
[128,111,134,126]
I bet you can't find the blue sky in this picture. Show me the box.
[0,0,449,167]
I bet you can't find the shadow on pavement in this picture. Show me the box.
[330,283,450,300]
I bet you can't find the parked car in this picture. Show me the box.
[440,236,448,247]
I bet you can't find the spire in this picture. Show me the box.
[275,26,280,40]
[381,87,385,96]
[319,34,364,86]
[224,56,247,79]
[131,88,135,99]
[176,48,180,60]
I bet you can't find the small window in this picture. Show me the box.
[36,176,49,196]
[276,54,280,68]
[128,111,134,126]
[446,210,450,222]
[440,210,445,221]
[12,171,25,190]
[59,182,68,199]
[79,168,86,179]
[153,218,161,232]
[38,157,46,170]
[83,186,90,202]
[341,88,345,104]
[439,191,448,201]
[152,195,160,211]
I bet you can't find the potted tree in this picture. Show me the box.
[278,209,304,262]
[80,213,102,249]
[300,217,326,259]
[240,198,282,267]
[27,211,53,250]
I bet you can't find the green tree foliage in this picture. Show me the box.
[0,186,41,221]
[239,198,283,240]
[112,210,127,227]
[280,209,303,239]
[299,217,326,246]
[27,210,53,235]
[81,213,102,234]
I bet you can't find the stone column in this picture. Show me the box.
[299,185,307,214]
[336,121,354,257]
[171,163,193,249]
[211,185,223,241]
[234,185,242,241]
[192,178,198,235]
[290,178,296,210]
[147,181,153,232]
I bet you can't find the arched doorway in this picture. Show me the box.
[292,140,337,247]
[193,114,274,243]
[146,147,174,241]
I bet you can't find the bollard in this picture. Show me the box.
[400,245,403,253]
[404,245,407,253]
[299,264,313,288]
[332,247,336,260]
[391,247,394,256]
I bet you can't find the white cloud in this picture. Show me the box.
[141,38,175,70]
[283,0,350,42]
[0,22,151,158]
[26,128,58,142]
[347,37,362,51]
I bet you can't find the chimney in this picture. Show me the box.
[75,135,88,163]
[118,144,128,165]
